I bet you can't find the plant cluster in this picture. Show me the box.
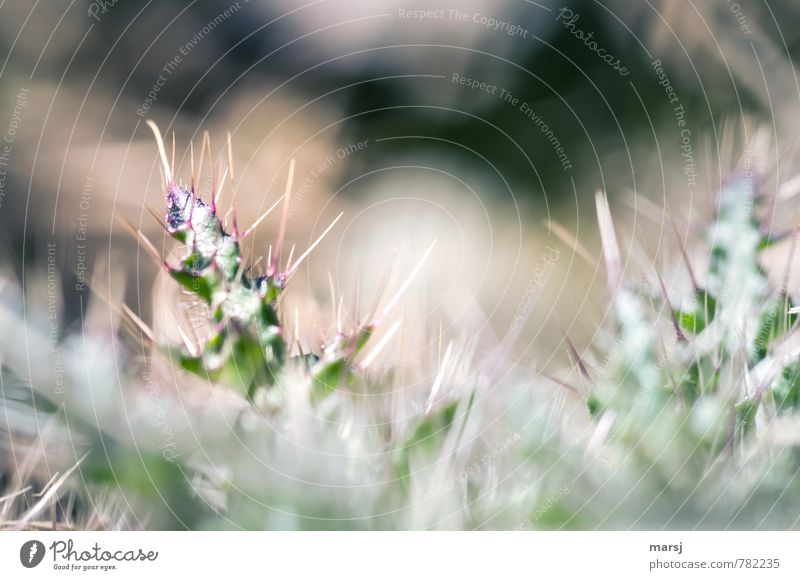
[3,131,800,530]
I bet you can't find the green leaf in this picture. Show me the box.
[393,400,459,482]
[771,361,800,413]
[752,296,797,363]
[678,288,716,334]
[169,268,214,303]
[735,396,759,436]
[312,358,347,402]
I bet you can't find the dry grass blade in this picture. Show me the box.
[11,453,88,530]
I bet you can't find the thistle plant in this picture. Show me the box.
[145,122,387,402]
[590,166,798,442]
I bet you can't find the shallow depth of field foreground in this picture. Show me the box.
[2,1,800,531]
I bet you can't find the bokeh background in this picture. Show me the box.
[1,0,800,389]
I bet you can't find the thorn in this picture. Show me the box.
[638,223,686,343]
[227,131,235,184]
[202,132,215,211]
[207,133,215,197]
[328,272,338,333]
[665,368,683,405]
[337,294,345,336]
[366,259,395,325]
[187,184,197,228]
[121,303,156,344]
[190,141,196,193]
[665,204,699,291]
[544,219,594,267]
[360,319,402,369]
[0,485,32,504]
[222,206,233,227]
[198,132,209,195]
[215,167,229,211]
[540,372,580,394]
[116,216,162,265]
[11,453,89,531]
[145,205,167,232]
[234,254,247,285]
[228,133,238,236]
[176,325,199,357]
[438,321,443,365]
[595,191,622,296]
[145,120,172,187]
[375,239,436,325]
[654,268,687,343]
[33,472,60,497]
[285,243,296,273]
[185,312,205,350]
[285,211,344,278]
[272,159,296,274]
[779,173,800,201]
[241,194,287,239]
[354,272,362,327]
[425,342,453,413]
[780,208,800,297]
[560,329,591,380]
[622,190,667,224]
[294,307,301,346]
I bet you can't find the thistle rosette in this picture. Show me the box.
[163,181,285,399]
